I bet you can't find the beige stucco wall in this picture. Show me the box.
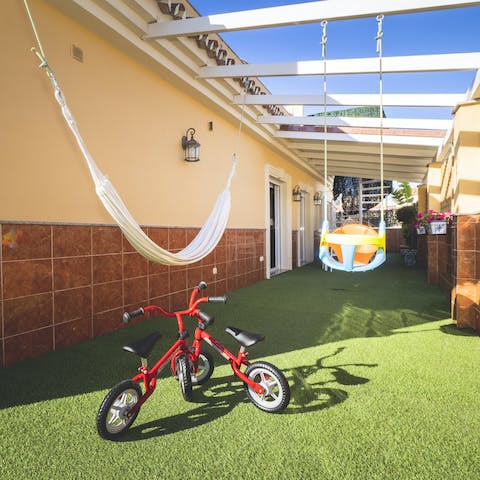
[452,104,480,214]
[2,0,318,229]
[426,163,442,212]
[417,184,427,213]
[427,102,480,214]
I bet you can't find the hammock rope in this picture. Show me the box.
[23,0,241,266]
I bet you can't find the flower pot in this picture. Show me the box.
[428,221,447,235]
[416,226,426,235]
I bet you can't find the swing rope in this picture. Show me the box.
[321,20,329,223]
[23,0,243,266]
[376,14,385,225]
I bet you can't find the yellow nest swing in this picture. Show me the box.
[318,17,387,273]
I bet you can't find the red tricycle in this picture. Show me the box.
[96,281,290,440]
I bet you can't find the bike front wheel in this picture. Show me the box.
[244,362,290,413]
[96,380,142,440]
[191,351,214,386]
[176,354,193,402]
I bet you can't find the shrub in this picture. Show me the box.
[396,205,418,247]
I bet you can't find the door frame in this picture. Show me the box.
[299,191,306,266]
[269,181,281,276]
[294,184,315,267]
[265,165,292,279]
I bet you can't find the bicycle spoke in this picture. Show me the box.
[107,410,121,426]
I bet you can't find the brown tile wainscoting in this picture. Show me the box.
[451,215,480,330]
[425,215,480,331]
[0,223,266,367]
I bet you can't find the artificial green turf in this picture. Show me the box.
[1,255,479,479]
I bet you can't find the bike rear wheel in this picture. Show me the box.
[244,362,290,413]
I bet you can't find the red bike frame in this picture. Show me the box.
[191,328,263,395]
[126,285,264,416]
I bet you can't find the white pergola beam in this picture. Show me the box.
[291,142,437,157]
[298,150,432,165]
[321,164,423,181]
[276,130,444,147]
[200,53,480,78]
[259,116,452,130]
[145,0,480,38]
[324,168,422,183]
[288,140,437,161]
[235,93,465,107]
[312,160,426,174]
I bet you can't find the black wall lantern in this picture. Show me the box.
[292,185,302,202]
[314,192,322,206]
[181,128,200,162]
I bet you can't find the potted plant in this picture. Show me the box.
[414,213,427,235]
[415,210,452,235]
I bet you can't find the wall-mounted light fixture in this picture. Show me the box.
[292,185,302,202]
[181,128,200,162]
[314,192,322,206]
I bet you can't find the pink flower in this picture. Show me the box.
[414,209,452,229]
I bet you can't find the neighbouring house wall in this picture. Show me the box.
[425,163,443,213]
[452,215,480,330]
[1,1,321,366]
[422,215,480,332]
[452,104,480,214]
[417,185,428,213]
[426,103,480,216]
[418,101,479,332]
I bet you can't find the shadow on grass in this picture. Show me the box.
[115,347,371,441]
[0,254,448,409]
[440,323,479,336]
[122,375,245,441]
[285,346,376,414]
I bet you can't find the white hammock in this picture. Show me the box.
[24,0,238,266]
[47,68,236,265]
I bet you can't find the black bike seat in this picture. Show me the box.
[225,326,265,348]
[122,331,162,358]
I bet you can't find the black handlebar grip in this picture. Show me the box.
[122,307,144,323]
[198,281,208,291]
[198,311,214,327]
[208,296,228,304]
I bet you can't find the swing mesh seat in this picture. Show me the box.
[330,224,379,265]
[319,220,386,273]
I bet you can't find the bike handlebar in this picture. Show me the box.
[208,296,228,304]
[123,307,144,323]
[122,282,226,324]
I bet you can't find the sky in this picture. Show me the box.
[188,1,480,119]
